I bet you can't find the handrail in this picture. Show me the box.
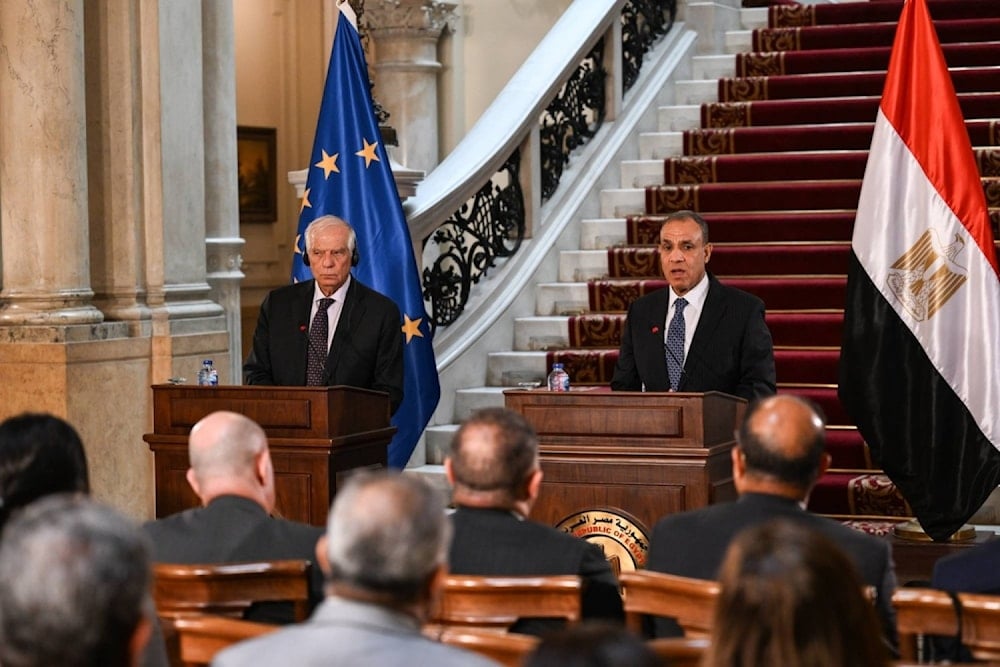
[405,0,625,237]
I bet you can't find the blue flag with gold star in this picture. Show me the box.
[293,3,439,468]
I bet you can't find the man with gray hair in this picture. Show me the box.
[214,471,498,666]
[243,215,404,413]
[142,410,324,621]
[0,494,153,667]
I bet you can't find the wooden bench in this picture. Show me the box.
[172,615,277,667]
[619,570,719,638]
[431,574,582,630]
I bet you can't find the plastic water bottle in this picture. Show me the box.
[197,359,218,386]
[547,363,570,392]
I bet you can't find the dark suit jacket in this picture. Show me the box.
[645,493,898,646]
[142,495,325,623]
[243,278,404,413]
[932,539,1000,594]
[610,275,775,400]
[448,506,624,634]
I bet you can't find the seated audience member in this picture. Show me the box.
[704,519,889,667]
[213,470,499,667]
[0,495,154,667]
[0,412,89,532]
[142,410,324,622]
[646,394,897,647]
[445,407,624,633]
[0,413,169,667]
[523,622,660,667]
[932,538,1000,594]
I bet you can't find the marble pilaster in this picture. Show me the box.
[0,0,103,325]
[202,0,245,382]
[366,0,457,172]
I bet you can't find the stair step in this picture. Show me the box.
[580,218,628,250]
[628,211,857,243]
[675,79,719,106]
[515,309,844,352]
[621,160,667,189]
[535,282,589,316]
[599,188,646,218]
[637,131,684,160]
[657,104,702,132]
[605,242,851,278]
[692,54,736,81]
[587,276,848,312]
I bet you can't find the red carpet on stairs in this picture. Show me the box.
[701,92,1000,128]
[570,0,1000,521]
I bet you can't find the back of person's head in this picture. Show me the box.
[705,519,888,667]
[0,412,89,531]
[447,407,539,502]
[186,411,271,504]
[0,494,152,667]
[523,622,660,667]
[737,394,827,491]
[326,470,449,605]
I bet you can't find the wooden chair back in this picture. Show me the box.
[424,624,540,666]
[956,591,1000,660]
[619,570,719,638]
[431,574,582,629]
[172,615,278,667]
[892,587,959,662]
[153,560,312,622]
[647,636,710,667]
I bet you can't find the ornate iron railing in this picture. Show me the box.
[420,0,675,329]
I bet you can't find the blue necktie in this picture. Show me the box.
[666,297,688,391]
[306,298,334,386]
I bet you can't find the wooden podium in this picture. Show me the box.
[144,384,395,526]
[505,389,745,531]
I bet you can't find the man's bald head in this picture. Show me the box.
[737,395,827,493]
[447,408,539,507]
[186,411,273,509]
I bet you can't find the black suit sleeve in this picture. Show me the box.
[579,542,625,622]
[733,297,776,400]
[610,302,642,391]
[244,291,277,385]
[368,298,404,413]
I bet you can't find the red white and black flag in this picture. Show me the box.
[839,0,1000,540]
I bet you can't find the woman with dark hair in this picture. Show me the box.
[0,412,90,531]
[704,519,889,667]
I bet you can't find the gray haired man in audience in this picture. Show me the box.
[0,494,154,667]
[213,470,499,666]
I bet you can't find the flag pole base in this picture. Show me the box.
[892,519,976,542]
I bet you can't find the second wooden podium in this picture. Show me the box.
[144,384,395,526]
[505,389,745,531]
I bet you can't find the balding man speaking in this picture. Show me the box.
[645,395,898,648]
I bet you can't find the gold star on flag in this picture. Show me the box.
[314,150,340,179]
[355,138,380,168]
[299,188,311,213]
[401,315,424,344]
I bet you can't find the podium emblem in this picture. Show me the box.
[556,508,650,571]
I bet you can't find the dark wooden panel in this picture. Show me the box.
[145,386,394,527]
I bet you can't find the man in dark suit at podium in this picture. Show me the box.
[645,395,898,648]
[142,411,324,621]
[610,210,775,400]
[243,215,404,413]
[445,407,624,632]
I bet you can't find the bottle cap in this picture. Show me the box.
[553,363,563,369]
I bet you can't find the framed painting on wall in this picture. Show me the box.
[236,126,277,223]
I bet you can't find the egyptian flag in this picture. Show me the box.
[839,0,1000,541]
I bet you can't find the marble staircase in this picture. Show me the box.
[418,5,770,474]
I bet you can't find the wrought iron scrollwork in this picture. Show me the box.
[422,151,525,328]
[622,0,677,92]
[539,40,607,203]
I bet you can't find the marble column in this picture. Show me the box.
[366,0,457,173]
[0,0,103,325]
[202,0,245,383]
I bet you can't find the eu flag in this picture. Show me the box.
[293,4,440,468]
